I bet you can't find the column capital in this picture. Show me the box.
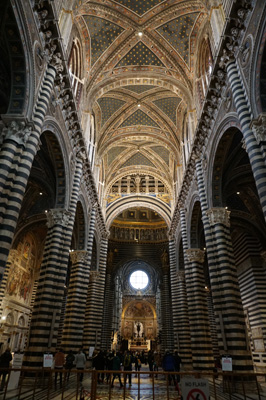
[70,250,88,264]
[206,207,230,227]
[0,120,33,147]
[250,113,266,144]
[186,248,205,264]
[46,209,72,228]
[90,270,100,282]
[176,270,185,281]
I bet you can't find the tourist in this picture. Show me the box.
[65,350,75,381]
[123,350,133,385]
[111,352,123,388]
[54,348,65,388]
[75,348,87,383]
[162,349,177,387]
[0,348,12,391]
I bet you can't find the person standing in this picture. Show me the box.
[162,349,176,387]
[75,348,87,383]
[65,350,75,381]
[147,350,154,376]
[111,353,123,388]
[123,350,133,386]
[54,348,65,388]
[0,348,12,391]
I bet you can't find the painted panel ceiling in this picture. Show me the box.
[98,97,126,126]
[83,15,124,66]
[156,13,199,65]
[108,147,127,166]
[151,146,169,165]
[116,42,164,67]
[124,85,157,94]
[120,109,159,128]
[153,97,181,125]
[122,153,156,168]
[112,0,164,16]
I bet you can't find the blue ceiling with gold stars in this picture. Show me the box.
[153,97,181,125]
[156,13,199,65]
[98,97,126,127]
[108,147,127,165]
[83,15,124,66]
[125,85,157,94]
[116,42,165,67]
[122,153,156,168]
[112,0,164,16]
[151,146,169,165]
[120,109,159,128]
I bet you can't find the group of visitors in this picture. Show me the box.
[91,348,181,389]
[54,348,86,387]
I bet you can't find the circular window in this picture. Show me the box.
[130,270,149,290]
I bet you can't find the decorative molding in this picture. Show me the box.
[46,209,72,228]
[186,248,205,264]
[250,113,266,145]
[70,250,88,264]
[206,208,230,227]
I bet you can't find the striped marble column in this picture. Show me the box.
[206,208,253,371]
[227,59,266,220]
[185,248,214,370]
[61,251,89,352]
[24,155,84,366]
[0,62,60,277]
[83,238,108,353]
[169,239,192,369]
[101,273,114,351]
[61,207,97,351]
[161,263,174,351]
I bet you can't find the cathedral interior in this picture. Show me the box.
[0,0,266,375]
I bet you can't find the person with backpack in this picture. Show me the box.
[111,352,123,388]
[123,350,133,386]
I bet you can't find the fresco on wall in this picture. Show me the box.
[5,236,35,305]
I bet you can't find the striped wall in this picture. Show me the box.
[101,273,114,350]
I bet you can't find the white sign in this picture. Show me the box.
[43,353,53,368]
[222,356,232,371]
[7,353,24,391]
[181,378,210,400]
[89,347,95,358]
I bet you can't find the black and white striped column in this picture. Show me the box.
[101,273,114,351]
[206,207,253,372]
[185,248,214,370]
[61,207,97,351]
[161,263,174,352]
[24,155,84,366]
[0,64,58,278]
[169,238,192,369]
[227,59,266,220]
[83,238,108,353]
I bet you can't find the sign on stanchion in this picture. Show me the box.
[43,353,53,368]
[7,353,24,391]
[181,378,210,400]
[222,356,232,371]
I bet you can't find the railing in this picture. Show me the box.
[0,368,265,400]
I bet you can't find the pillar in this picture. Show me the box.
[101,273,114,350]
[169,239,192,369]
[206,207,252,371]
[160,261,174,351]
[83,237,108,352]
[0,54,63,277]
[24,152,84,366]
[185,248,214,370]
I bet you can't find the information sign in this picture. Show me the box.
[222,356,232,371]
[43,353,53,368]
[181,378,210,400]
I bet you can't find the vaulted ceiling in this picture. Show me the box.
[74,0,209,224]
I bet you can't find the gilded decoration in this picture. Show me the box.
[121,153,156,168]
[97,97,126,127]
[125,85,157,94]
[153,97,181,125]
[113,0,162,16]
